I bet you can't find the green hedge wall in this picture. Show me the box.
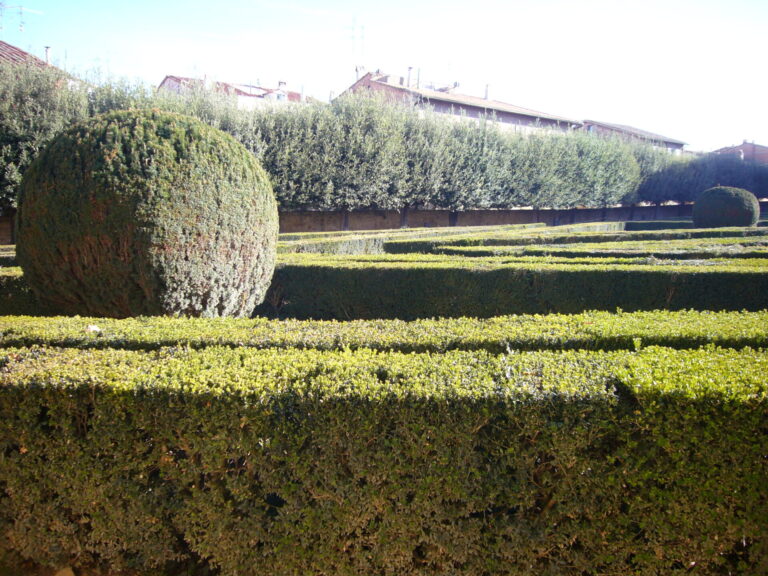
[4,61,768,213]
[258,255,768,319]
[1,345,766,575]
[4,256,767,321]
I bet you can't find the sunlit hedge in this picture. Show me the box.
[1,345,766,575]
[3,61,767,213]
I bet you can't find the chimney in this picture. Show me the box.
[407,66,412,88]
[484,84,489,100]
[44,46,50,64]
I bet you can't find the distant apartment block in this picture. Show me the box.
[713,141,768,164]
[344,71,581,134]
[158,75,302,109]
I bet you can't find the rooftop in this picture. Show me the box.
[355,72,581,126]
[583,119,686,146]
[0,40,47,67]
[159,75,302,102]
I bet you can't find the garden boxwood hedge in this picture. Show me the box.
[258,254,768,319]
[1,345,766,575]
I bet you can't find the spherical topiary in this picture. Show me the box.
[16,109,278,318]
[692,186,760,228]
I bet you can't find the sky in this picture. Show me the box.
[1,0,766,152]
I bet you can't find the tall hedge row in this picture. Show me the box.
[2,61,767,213]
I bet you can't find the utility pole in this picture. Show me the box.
[0,2,42,37]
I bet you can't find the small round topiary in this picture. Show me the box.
[692,186,760,228]
[16,109,278,318]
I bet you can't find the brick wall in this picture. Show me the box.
[278,204,707,233]
[3,203,765,240]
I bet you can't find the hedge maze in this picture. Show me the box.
[1,220,767,575]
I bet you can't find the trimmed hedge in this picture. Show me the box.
[257,253,768,319]
[278,224,545,256]
[438,237,768,260]
[4,254,767,320]
[384,226,768,254]
[1,309,767,353]
[1,345,766,575]
[0,246,15,267]
[0,268,39,316]
[692,186,761,228]
[16,109,279,318]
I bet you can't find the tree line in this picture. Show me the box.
[2,60,766,214]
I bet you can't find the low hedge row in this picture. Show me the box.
[437,236,768,259]
[1,344,766,575]
[257,254,768,319]
[1,309,767,353]
[0,246,15,267]
[0,269,38,317]
[384,227,768,254]
[4,255,768,320]
[279,223,545,242]
[278,223,545,255]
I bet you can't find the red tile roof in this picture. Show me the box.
[713,141,768,155]
[0,40,46,67]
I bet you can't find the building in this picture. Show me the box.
[344,71,581,133]
[158,75,303,109]
[582,120,686,154]
[0,40,49,67]
[713,141,768,164]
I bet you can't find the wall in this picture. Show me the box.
[2,202,765,242]
[278,204,709,233]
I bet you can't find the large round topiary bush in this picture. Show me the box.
[692,186,760,228]
[16,109,278,318]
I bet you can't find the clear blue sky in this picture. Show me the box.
[2,0,766,152]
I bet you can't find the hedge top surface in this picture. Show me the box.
[1,309,768,353]
[692,186,761,228]
[2,344,766,403]
[15,108,278,318]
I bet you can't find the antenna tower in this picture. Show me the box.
[0,2,41,36]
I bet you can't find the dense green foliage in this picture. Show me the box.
[1,344,766,575]
[250,99,644,211]
[383,224,768,254]
[0,63,88,211]
[2,218,768,574]
[692,186,761,228]
[3,63,766,214]
[16,109,278,318]
[4,222,768,319]
[259,253,768,319]
[1,309,766,353]
[637,153,768,205]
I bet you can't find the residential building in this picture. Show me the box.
[0,40,48,67]
[582,120,686,154]
[344,71,581,133]
[158,75,302,109]
[713,141,768,164]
